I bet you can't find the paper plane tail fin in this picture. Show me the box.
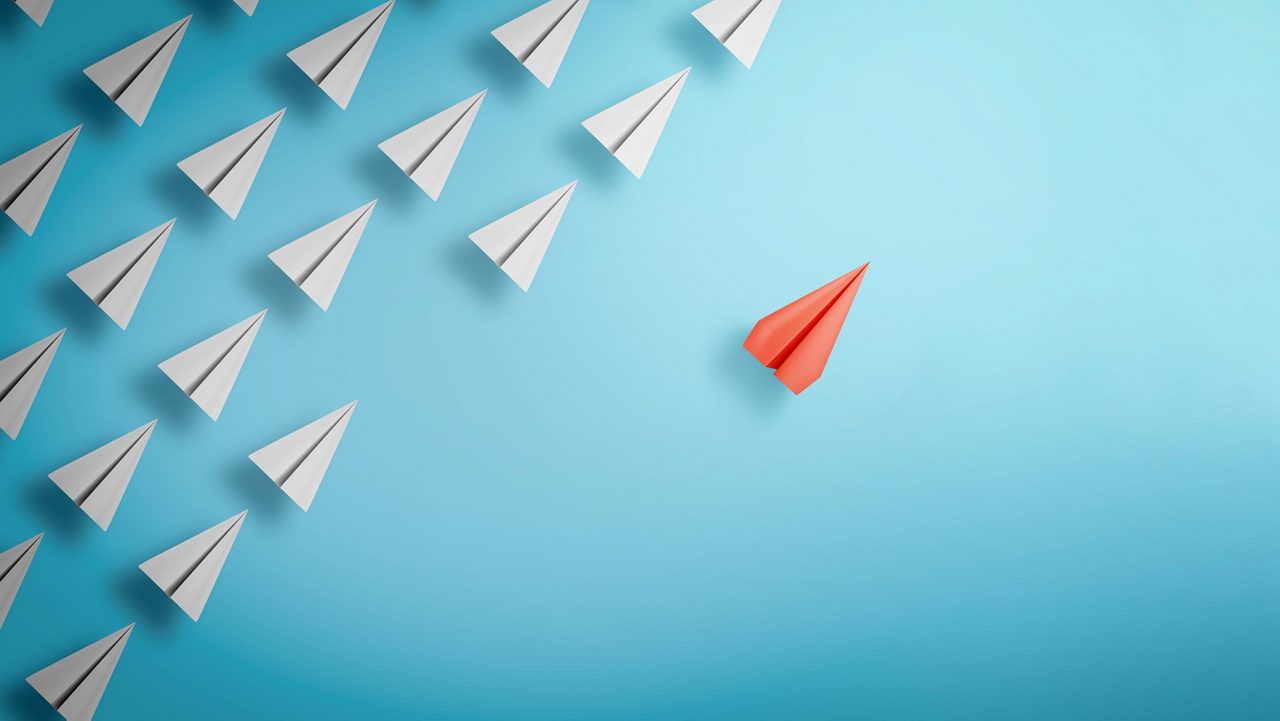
[744,264,868,394]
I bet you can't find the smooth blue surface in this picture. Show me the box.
[2,1,1279,719]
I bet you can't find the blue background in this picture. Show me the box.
[2,0,1279,719]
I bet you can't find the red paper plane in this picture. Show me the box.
[744,264,868,394]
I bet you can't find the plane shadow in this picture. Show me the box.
[715,325,790,416]
[226,457,293,523]
[242,259,311,325]
[441,240,512,308]
[131,366,203,434]
[113,567,185,634]
[557,123,627,193]
[41,276,113,346]
[353,149,420,213]
[2,679,57,721]
[175,0,237,27]
[666,13,735,80]
[260,55,327,123]
[465,33,534,100]
[0,5,29,42]
[149,165,219,233]
[57,73,128,140]
[23,481,92,545]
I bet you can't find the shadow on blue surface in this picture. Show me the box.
[23,481,92,545]
[149,164,220,233]
[557,123,628,191]
[175,0,237,28]
[715,326,789,415]
[353,147,420,212]
[113,566,185,634]
[41,276,113,345]
[665,11,735,79]
[465,32,534,100]
[226,456,293,523]
[242,257,311,324]
[132,365,204,433]
[260,54,327,124]
[2,680,57,721]
[441,239,511,307]
[57,72,127,140]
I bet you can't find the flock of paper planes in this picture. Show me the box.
[0,1,863,718]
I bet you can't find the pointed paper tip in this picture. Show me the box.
[252,309,268,322]
[52,328,68,341]
[122,622,136,633]
[179,14,193,25]
[28,532,45,545]
[678,67,692,79]
[69,124,84,135]
[144,419,159,431]
[234,509,249,522]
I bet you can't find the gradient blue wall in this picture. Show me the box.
[2,1,1279,719]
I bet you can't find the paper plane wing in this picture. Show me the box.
[692,0,780,69]
[268,202,374,311]
[67,219,174,330]
[249,401,356,511]
[27,624,133,721]
[158,311,266,420]
[14,0,53,26]
[139,511,246,621]
[470,180,576,292]
[177,109,284,220]
[49,421,156,531]
[0,125,81,235]
[582,68,689,178]
[83,15,190,125]
[287,1,394,109]
[378,90,485,200]
[0,329,65,440]
[744,264,868,394]
[492,0,589,88]
[0,533,42,630]
[234,0,258,15]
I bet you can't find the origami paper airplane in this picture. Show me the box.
[692,0,780,69]
[288,1,394,109]
[378,90,485,201]
[67,219,174,330]
[177,109,285,220]
[48,420,157,531]
[268,201,375,311]
[14,0,53,26]
[27,624,132,721]
[233,0,257,15]
[492,0,590,88]
[744,264,868,394]
[0,329,65,440]
[83,15,190,125]
[139,511,246,621]
[470,180,576,291]
[0,533,42,630]
[158,310,266,420]
[0,125,81,235]
[582,68,689,178]
[250,401,356,511]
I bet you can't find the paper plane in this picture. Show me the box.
[177,109,285,220]
[268,202,375,310]
[0,533,42,630]
[378,90,485,201]
[139,511,246,621]
[233,0,258,15]
[744,264,868,394]
[0,125,81,235]
[158,310,266,420]
[470,180,576,291]
[0,329,65,440]
[14,0,53,26]
[582,68,689,178]
[692,0,780,69]
[49,421,157,531]
[492,0,589,88]
[83,15,190,125]
[287,1,394,109]
[27,624,133,721]
[67,220,174,330]
[250,401,356,511]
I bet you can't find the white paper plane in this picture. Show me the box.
[67,219,174,330]
[0,125,81,235]
[582,68,690,178]
[83,16,191,125]
[287,1,394,109]
[177,109,285,220]
[139,511,246,621]
[27,624,133,721]
[158,311,266,421]
[250,401,356,511]
[233,0,258,15]
[0,329,65,440]
[378,90,485,201]
[692,0,780,69]
[14,0,53,26]
[492,0,590,88]
[0,533,42,630]
[268,201,375,310]
[48,421,157,531]
[470,181,576,292]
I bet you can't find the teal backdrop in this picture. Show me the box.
[2,1,1279,719]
